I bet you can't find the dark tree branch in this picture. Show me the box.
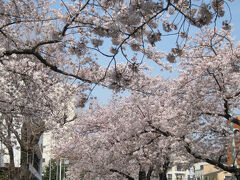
[61,0,90,36]
[184,140,240,174]
[206,69,240,126]
[3,49,93,83]
[226,91,240,100]
[207,69,223,92]
[109,169,135,180]
[146,123,240,175]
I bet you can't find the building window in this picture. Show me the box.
[176,173,185,180]
[167,174,172,180]
[224,176,233,180]
[200,165,203,170]
[177,164,184,171]
[188,175,195,180]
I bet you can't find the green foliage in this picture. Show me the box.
[0,167,11,180]
[42,159,57,180]
[0,173,8,180]
[42,159,94,180]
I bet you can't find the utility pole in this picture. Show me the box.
[59,159,62,180]
[49,159,51,180]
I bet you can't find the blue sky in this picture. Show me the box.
[229,1,240,41]
[88,0,240,104]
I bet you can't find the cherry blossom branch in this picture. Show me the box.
[207,69,223,92]
[205,69,240,125]
[0,18,58,31]
[202,112,240,126]
[10,127,24,149]
[226,91,240,100]
[61,0,90,36]
[60,0,71,16]
[109,169,134,180]
[145,122,240,174]
[0,29,18,47]
[127,133,163,155]
[184,140,240,174]
[95,3,171,83]
[168,2,197,26]
[3,49,93,83]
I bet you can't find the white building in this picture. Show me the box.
[165,162,209,180]
[0,140,21,168]
[42,131,54,169]
[166,163,191,180]
[194,162,209,180]
[42,97,76,170]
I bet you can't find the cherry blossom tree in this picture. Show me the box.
[0,0,238,179]
[0,58,78,180]
[0,0,234,94]
[54,86,194,180]
[54,28,240,179]
[169,28,240,179]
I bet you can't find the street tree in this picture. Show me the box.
[55,28,240,179]
[54,89,192,180]
[0,58,77,179]
[0,0,238,179]
[168,28,240,179]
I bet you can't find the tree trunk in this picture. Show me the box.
[19,147,32,180]
[159,157,170,180]
[235,175,240,180]
[19,122,34,180]
[147,166,153,180]
[139,170,146,180]
[158,165,168,180]
[19,120,44,180]
[7,146,19,180]
[158,172,167,180]
[4,117,19,180]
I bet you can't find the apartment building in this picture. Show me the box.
[166,162,234,180]
[203,164,233,180]
[166,162,194,180]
